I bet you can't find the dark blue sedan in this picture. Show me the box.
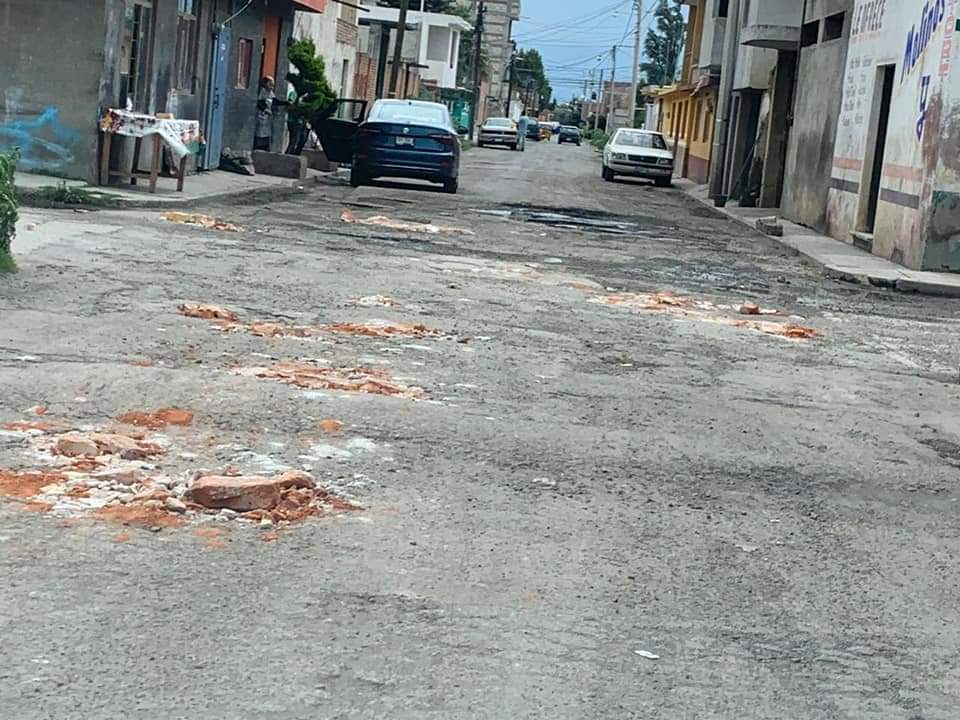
[350,99,461,194]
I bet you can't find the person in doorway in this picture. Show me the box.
[254,76,286,151]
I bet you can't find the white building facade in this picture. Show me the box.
[827,0,960,270]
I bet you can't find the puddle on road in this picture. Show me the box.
[473,205,674,236]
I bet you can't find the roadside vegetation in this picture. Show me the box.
[0,150,17,272]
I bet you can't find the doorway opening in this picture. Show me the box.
[859,64,895,233]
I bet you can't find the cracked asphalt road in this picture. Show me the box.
[3,140,960,718]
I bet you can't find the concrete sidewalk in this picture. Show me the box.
[678,180,960,298]
[16,167,342,209]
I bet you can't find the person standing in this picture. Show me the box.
[254,76,282,151]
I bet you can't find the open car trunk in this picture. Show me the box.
[316,99,368,163]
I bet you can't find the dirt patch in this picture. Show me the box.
[96,504,186,529]
[236,362,426,399]
[319,419,345,433]
[0,470,67,498]
[116,408,194,430]
[111,532,130,543]
[591,292,819,341]
[23,501,54,513]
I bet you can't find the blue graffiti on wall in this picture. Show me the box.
[917,75,932,140]
[0,106,81,172]
[902,0,947,83]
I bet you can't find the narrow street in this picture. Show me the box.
[4,139,960,718]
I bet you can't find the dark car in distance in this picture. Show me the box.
[525,118,541,141]
[558,125,581,145]
[350,99,460,194]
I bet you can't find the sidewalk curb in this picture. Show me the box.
[16,173,342,211]
[679,184,960,299]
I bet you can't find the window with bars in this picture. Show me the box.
[236,38,253,89]
[175,0,200,92]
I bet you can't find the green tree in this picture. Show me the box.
[0,149,17,272]
[455,4,490,87]
[515,48,552,112]
[640,0,685,86]
[287,38,336,126]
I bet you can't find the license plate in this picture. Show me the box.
[395,137,414,146]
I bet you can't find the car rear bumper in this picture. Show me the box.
[478,132,516,144]
[356,150,457,181]
[609,161,672,178]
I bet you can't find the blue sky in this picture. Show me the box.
[511,0,658,102]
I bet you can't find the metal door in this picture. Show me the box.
[202,25,231,169]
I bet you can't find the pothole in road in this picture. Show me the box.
[473,204,675,236]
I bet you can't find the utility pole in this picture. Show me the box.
[505,52,516,120]
[469,1,486,135]
[469,0,485,140]
[593,68,604,131]
[628,0,643,128]
[388,0,410,98]
[606,44,617,133]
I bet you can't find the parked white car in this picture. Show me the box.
[477,117,524,151]
[601,129,674,186]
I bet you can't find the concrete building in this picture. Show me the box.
[294,0,361,98]
[709,0,786,205]
[781,0,853,233]
[826,0,960,270]
[358,5,469,100]
[656,0,723,184]
[0,0,316,182]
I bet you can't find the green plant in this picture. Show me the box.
[0,149,18,272]
[589,131,609,151]
[287,38,337,128]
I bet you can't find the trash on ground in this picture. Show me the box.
[235,362,426,399]
[738,302,779,316]
[591,292,819,341]
[177,304,441,341]
[322,321,442,338]
[161,211,239,232]
[0,419,59,432]
[736,543,760,553]
[340,208,474,235]
[0,418,362,533]
[177,303,240,322]
[189,470,360,523]
[348,295,401,307]
[634,650,660,660]
[116,408,194,430]
[28,405,48,416]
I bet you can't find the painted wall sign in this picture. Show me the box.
[902,0,947,82]
[852,0,887,37]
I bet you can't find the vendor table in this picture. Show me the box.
[98,109,203,193]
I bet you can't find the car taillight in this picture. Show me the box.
[357,127,381,137]
[429,133,456,146]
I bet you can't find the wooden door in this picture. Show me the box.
[262,13,282,81]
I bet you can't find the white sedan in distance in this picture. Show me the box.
[601,129,674,187]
